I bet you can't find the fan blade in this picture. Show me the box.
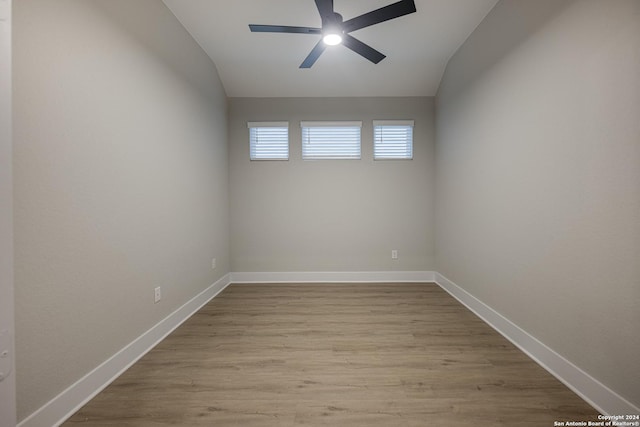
[300,40,327,68]
[342,0,416,33]
[342,34,386,64]
[314,0,335,24]
[249,25,322,35]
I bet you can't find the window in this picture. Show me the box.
[248,122,289,160]
[373,120,414,160]
[301,121,362,160]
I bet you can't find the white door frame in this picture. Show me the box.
[0,0,17,425]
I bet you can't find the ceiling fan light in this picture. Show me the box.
[323,33,342,46]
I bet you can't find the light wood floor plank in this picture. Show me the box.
[64,283,600,426]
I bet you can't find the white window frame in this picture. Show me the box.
[300,121,362,160]
[373,120,414,160]
[248,121,289,161]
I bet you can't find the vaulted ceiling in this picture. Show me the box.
[163,0,499,97]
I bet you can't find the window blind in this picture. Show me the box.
[301,121,362,160]
[373,120,414,160]
[248,122,289,160]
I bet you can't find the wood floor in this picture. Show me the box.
[65,283,600,426]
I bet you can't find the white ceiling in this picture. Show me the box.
[163,0,498,97]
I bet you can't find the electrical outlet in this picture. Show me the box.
[391,250,398,260]
[154,286,161,303]
[211,258,216,270]
[0,329,12,383]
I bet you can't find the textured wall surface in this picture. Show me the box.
[0,0,16,424]
[436,0,640,407]
[13,0,229,419]
[229,97,435,272]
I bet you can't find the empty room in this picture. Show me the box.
[1,0,639,426]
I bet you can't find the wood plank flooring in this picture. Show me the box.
[65,283,600,426]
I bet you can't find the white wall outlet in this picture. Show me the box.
[391,250,398,260]
[0,329,12,382]
[211,258,216,270]
[154,286,161,304]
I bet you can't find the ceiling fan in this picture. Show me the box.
[249,0,417,68]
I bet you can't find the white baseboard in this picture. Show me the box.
[19,271,638,427]
[18,271,431,427]
[230,270,435,284]
[434,272,639,416]
[18,274,232,427]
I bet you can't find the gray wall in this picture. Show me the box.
[436,0,640,408]
[13,0,229,420]
[229,97,435,272]
[0,0,16,425]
